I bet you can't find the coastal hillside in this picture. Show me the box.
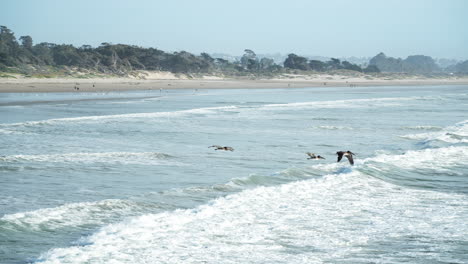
[1,26,467,78]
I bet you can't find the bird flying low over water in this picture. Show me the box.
[209,145,234,151]
[306,152,325,160]
[336,151,355,165]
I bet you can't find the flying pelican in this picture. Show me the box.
[306,152,325,160]
[336,151,355,165]
[209,145,234,151]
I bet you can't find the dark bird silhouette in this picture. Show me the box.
[209,145,234,151]
[336,151,356,165]
[306,152,325,160]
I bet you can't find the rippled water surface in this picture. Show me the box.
[1,85,467,263]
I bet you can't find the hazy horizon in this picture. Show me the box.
[2,0,467,60]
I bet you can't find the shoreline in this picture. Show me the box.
[1,77,467,93]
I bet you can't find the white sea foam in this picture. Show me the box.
[0,152,179,166]
[367,145,468,172]
[35,145,468,263]
[402,125,443,131]
[1,199,147,230]
[314,125,354,130]
[0,97,427,129]
[0,128,33,135]
[35,170,468,264]
[0,105,239,128]
[401,120,468,144]
[260,96,419,111]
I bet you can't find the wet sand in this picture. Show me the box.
[1,77,467,93]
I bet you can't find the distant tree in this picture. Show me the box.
[19,36,33,50]
[363,65,380,73]
[369,52,403,72]
[341,60,362,72]
[284,53,309,70]
[308,59,326,71]
[402,55,439,73]
[200,52,214,63]
[0,25,20,66]
[215,58,229,67]
[79,45,93,51]
[32,42,56,65]
[448,60,468,73]
[327,58,342,70]
[0,26,17,45]
[369,52,440,73]
[259,57,274,71]
[52,44,81,66]
[240,49,259,71]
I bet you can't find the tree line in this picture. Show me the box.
[1,26,467,76]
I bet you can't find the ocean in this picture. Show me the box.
[0,85,467,263]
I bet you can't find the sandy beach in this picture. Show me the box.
[1,73,467,93]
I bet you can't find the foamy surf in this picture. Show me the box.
[0,105,239,128]
[34,143,468,263]
[401,125,443,131]
[401,120,468,144]
[35,171,468,264]
[367,145,468,171]
[0,162,338,234]
[313,125,354,130]
[0,199,155,231]
[0,152,178,166]
[0,96,435,129]
[259,96,426,111]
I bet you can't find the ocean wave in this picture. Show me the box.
[313,125,354,130]
[35,170,468,264]
[400,120,468,144]
[0,128,34,135]
[400,125,443,131]
[359,145,468,193]
[259,96,422,111]
[0,152,178,166]
[0,105,239,128]
[10,144,465,236]
[0,199,157,231]
[0,162,341,233]
[366,145,468,172]
[0,96,442,129]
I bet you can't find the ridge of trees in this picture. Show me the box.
[1,26,467,76]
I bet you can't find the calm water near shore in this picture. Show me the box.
[1,85,467,263]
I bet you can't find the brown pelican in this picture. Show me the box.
[336,151,355,165]
[306,152,325,160]
[209,145,234,151]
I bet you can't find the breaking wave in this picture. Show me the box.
[0,106,239,128]
[401,120,468,145]
[0,96,435,129]
[0,199,160,231]
[0,152,178,166]
[35,169,467,264]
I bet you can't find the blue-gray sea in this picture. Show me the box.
[1,85,467,264]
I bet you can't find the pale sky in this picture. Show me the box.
[1,0,467,59]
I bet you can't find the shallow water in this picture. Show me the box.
[1,85,467,263]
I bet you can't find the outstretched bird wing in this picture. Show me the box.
[337,152,344,162]
[344,152,354,165]
[306,152,315,158]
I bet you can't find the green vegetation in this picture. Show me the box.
[367,52,454,74]
[1,26,467,78]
